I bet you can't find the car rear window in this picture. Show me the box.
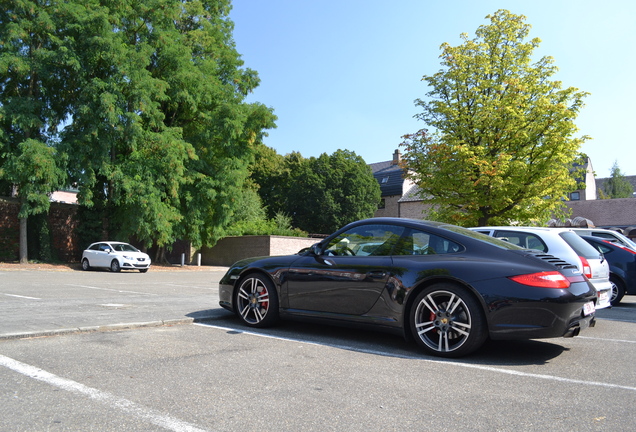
[492,230,547,252]
[441,225,523,250]
[559,232,602,259]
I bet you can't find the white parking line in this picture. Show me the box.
[67,284,154,295]
[196,323,636,394]
[0,354,209,432]
[578,336,636,344]
[2,293,41,300]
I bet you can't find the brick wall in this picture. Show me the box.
[0,198,20,260]
[0,198,80,262]
[200,235,317,266]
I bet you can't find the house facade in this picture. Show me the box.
[369,151,636,239]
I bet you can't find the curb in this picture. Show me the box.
[0,316,222,341]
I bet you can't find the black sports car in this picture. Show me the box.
[580,235,636,306]
[219,218,597,357]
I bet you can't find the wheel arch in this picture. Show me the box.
[402,277,488,341]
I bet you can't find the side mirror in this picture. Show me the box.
[310,243,322,256]
[105,248,112,253]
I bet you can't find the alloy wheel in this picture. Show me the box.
[237,276,272,326]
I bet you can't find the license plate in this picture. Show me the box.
[583,302,595,316]
[598,290,609,303]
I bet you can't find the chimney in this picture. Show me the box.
[391,149,401,165]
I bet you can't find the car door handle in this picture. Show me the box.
[367,271,387,279]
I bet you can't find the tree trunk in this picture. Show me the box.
[19,217,28,264]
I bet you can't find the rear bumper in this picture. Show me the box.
[590,279,612,309]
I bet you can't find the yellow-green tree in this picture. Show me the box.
[401,10,589,227]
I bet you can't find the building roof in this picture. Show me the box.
[370,160,406,197]
[566,198,636,227]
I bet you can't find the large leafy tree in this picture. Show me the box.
[603,161,633,199]
[0,1,69,262]
[250,147,380,234]
[55,0,275,249]
[289,150,380,234]
[401,10,589,227]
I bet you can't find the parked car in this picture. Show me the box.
[219,218,597,358]
[569,228,636,252]
[470,227,612,309]
[82,242,151,273]
[580,235,636,305]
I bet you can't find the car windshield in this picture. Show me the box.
[110,243,139,252]
[442,225,524,250]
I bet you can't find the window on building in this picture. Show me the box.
[378,199,385,209]
[570,192,580,201]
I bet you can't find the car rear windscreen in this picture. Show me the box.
[559,232,602,259]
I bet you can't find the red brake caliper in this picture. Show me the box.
[429,311,437,334]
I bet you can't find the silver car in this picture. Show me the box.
[82,241,151,273]
[569,228,636,252]
[470,227,612,310]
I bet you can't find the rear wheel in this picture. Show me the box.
[610,275,625,306]
[235,274,279,327]
[410,283,487,358]
[82,259,91,271]
[110,259,121,272]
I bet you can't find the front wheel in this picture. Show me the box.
[110,259,121,272]
[139,268,149,273]
[410,283,487,358]
[235,274,279,327]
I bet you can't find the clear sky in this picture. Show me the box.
[230,0,636,177]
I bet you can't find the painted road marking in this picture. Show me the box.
[0,354,209,432]
[196,322,636,394]
[2,293,41,300]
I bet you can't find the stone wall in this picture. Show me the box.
[200,235,318,266]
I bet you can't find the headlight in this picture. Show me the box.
[122,255,133,260]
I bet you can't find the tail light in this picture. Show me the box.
[579,256,592,278]
[509,271,571,289]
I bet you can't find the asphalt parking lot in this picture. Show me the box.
[1,267,635,431]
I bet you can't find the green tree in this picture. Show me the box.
[287,150,381,234]
[249,145,299,219]
[0,1,70,262]
[54,0,275,250]
[603,161,633,198]
[401,10,589,227]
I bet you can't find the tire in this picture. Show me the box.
[235,273,279,328]
[139,268,149,273]
[110,259,121,273]
[82,259,91,271]
[410,283,487,358]
[610,275,625,306]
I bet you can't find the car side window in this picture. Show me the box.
[98,244,110,252]
[89,244,100,251]
[592,232,617,242]
[590,242,612,254]
[394,228,462,255]
[495,230,547,252]
[324,224,405,256]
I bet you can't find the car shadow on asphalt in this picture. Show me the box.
[193,311,567,366]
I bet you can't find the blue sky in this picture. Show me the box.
[230,0,635,177]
